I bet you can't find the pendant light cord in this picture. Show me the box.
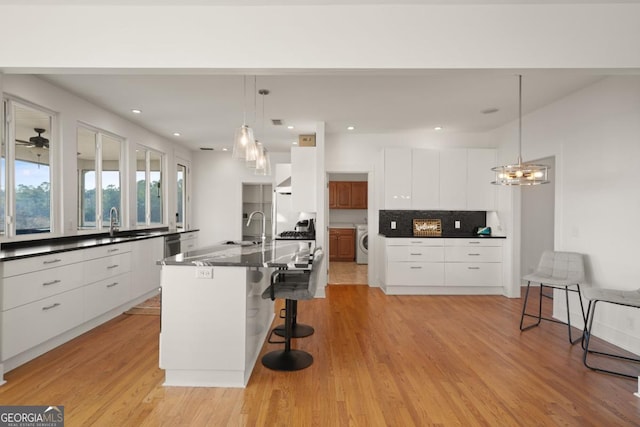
[518,74,523,166]
[242,75,247,126]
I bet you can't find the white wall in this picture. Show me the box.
[496,75,640,354]
[192,151,291,247]
[2,75,190,236]
[1,4,639,69]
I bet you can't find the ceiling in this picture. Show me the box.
[40,70,605,153]
[2,0,639,4]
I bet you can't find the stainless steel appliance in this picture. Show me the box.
[164,233,181,257]
[295,218,315,233]
[356,224,368,264]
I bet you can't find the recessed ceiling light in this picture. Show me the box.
[173,132,181,137]
[131,109,142,114]
[434,126,443,131]
[292,141,298,145]
[287,125,294,130]
[347,126,355,131]
[222,148,228,151]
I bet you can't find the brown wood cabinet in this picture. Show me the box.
[329,228,355,261]
[329,181,367,209]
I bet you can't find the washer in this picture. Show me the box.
[356,224,368,264]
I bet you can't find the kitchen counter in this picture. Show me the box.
[159,239,318,387]
[0,228,198,262]
[329,223,356,229]
[380,234,506,239]
[161,240,314,269]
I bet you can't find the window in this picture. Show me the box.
[2,98,55,236]
[77,125,122,230]
[176,163,187,229]
[136,146,164,226]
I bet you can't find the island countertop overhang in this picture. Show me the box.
[160,240,315,269]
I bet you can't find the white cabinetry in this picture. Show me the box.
[131,237,164,299]
[466,148,497,210]
[291,146,317,212]
[382,238,503,295]
[0,239,152,379]
[382,148,412,209]
[180,231,199,252]
[411,149,439,209]
[439,149,468,210]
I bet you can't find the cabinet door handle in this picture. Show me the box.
[469,241,480,244]
[108,248,119,253]
[42,302,61,311]
[43,258,62,265]
[409,253,422,256]
[107,264,119,269]
[468,267,480,270]
[468,253,481,256]
[411,241,422,244]
[42,279,61,286]
[410,266,422,269]
[107,282,119,288]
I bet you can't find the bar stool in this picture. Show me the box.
[520,250,586,344]
[261,248,323,371]
[582,287,640,379]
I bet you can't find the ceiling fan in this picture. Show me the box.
[15,128,49,149]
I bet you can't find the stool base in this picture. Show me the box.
[273,323,314,338]
[262,349,313,371]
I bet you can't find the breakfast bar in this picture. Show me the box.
[158,240,313,388]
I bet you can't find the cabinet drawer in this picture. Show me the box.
[386,238,444,247]
[444,263,502,287]
[445,246,502,263]
[387,262,444,286]
[387,246,444,262]
[2,263,85,311]
[1,287,84,360]
[82,242,132,261]
[181,232,198,241]
[2,250,84,278]
[84,273,131,320]
[444,239,504,247]
[83,253,131,283]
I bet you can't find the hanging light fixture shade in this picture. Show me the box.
[491,75,550,186]
[232,76,257,160]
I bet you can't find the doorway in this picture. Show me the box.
[521,156,555,277]
[327,172,368,285]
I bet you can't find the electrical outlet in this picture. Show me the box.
[196,267,213,279]
[455,220,461,229]
[391,221,397,230]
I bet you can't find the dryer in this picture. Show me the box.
[356,224,368,264]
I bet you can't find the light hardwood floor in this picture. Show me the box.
[0,286,639,426]
[328,261,368,285]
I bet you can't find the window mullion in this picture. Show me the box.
[95,133,103,230]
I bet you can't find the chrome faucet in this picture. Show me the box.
[109,206,119,237]
[246,211,266,243]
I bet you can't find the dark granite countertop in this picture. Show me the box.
[379,233,506,239]
[161,240,315,269]
[0,228,199,262]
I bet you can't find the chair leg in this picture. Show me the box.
[520,281,542,331]
[564,285,582,345]
[262,299,313,371]
[583,300,640,379]
[274,300,314,338]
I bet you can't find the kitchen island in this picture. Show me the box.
[159,240,314,388]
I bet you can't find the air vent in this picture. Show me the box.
[200,147,214,151]
[271,119,283,126]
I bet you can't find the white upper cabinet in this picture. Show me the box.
[411,149,439,209]
[378,147,497,211]
[382,148,412,209]
[466,148,497,211]
[291,147,317,212]
[439,149,468,210]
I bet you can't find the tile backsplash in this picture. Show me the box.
[379,210,486,237]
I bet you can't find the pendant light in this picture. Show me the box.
[491,75,550,186]
[232,76,257,160]
[255,88,272,176]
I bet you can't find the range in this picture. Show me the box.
[277,230,316,240]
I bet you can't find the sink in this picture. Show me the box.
[223,240,261,246]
